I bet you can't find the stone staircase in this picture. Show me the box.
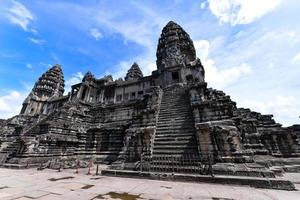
[0,140,20,165]
[150,84,201,172]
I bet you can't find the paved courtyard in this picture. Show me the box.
[0,168,300,200]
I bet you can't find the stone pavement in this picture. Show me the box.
[0,167,300,200]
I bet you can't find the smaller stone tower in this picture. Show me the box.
[20,64,65,115]
[82,71,95,83]
[125,62,143,81]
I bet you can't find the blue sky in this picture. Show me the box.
[0,0,300,126]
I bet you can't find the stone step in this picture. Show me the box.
[153,145,198,150]
[153,149,198,154]
[159,105,191,109]
[159,111,193,118]
[160,103,188,106]
[157,121,195,128]
[158,119,193,123]
[3,163,29,169]
[157,122,195,127]
[155,133,196,137]
[160,105,189,109]
[75,151,120,155]
[159,111,191,116]
[162,92,186,95]
[158,118,193,122]
[154,137,195,143]
[155,129,195,134]
[159,113,192,118]
[163,89,185,92]
[154,133,196,138]
[156,126,195,131]
[149,160,201,166]
[156,131,195,136]
[158,116,193,121]
[160,98,187,102]
[159,109,191,114]
[157,118,193,122]
[154,140,197,145]
[147,165,202,173]
[160,103,189,107]
[160,104,190,108]
[156,127,195,132]
[157,122,195,126]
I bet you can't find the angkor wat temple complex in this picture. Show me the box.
[1,21,300,178]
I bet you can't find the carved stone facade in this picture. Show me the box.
[125,63,143,81]
[20,64,65,116]
[0,21,299,176]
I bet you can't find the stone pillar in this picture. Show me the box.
[271,135,280,155]
[195,123,214,155]
[77,86,83,99]
[85,87,91,102]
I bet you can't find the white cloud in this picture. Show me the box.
[90,28,103,40]
[194,39,252,89]
[205,60,252,89]
[110,61,131,80]
[0,91,25,119]
[200,2,207,10]
[292,52,300,62]
[94,3,164,50]
[104,53,156,81]
[29,38,45,45]
[107,52,157,80]
[64,72,84,93]
[198,29,300,126]
[90,2,169,78]
[208,0,282,25]
[6,0,35,32]
[26,63,32,69]
[194,40,210,61]
[39,62,52,69]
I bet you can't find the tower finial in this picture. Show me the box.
[125,62,143,81]
[82,71,95,82]
[156,21,196,70]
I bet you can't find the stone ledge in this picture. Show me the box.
[101,169,296,191]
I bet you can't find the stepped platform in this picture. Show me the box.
[101,169,295,191]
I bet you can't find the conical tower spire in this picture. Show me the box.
[125,62,143,81]
[20,64,65,115]
[32,64,65,98]
[156,21,196,70]
[82,71,95,82]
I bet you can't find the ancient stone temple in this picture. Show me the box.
[0,21,299,178]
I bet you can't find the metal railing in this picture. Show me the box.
[139,153,214,175]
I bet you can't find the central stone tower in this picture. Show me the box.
[156,21,205,87]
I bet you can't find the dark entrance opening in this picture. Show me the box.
[172,71,179,82]
[86,130,95,150]
[100,131,110,151]
[15,127,23,135]
[39,124,49,134]
[81,87,87,100]
[186,75,193,83]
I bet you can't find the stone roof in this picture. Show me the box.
[82,71,95,82]
[125,62,143,81]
